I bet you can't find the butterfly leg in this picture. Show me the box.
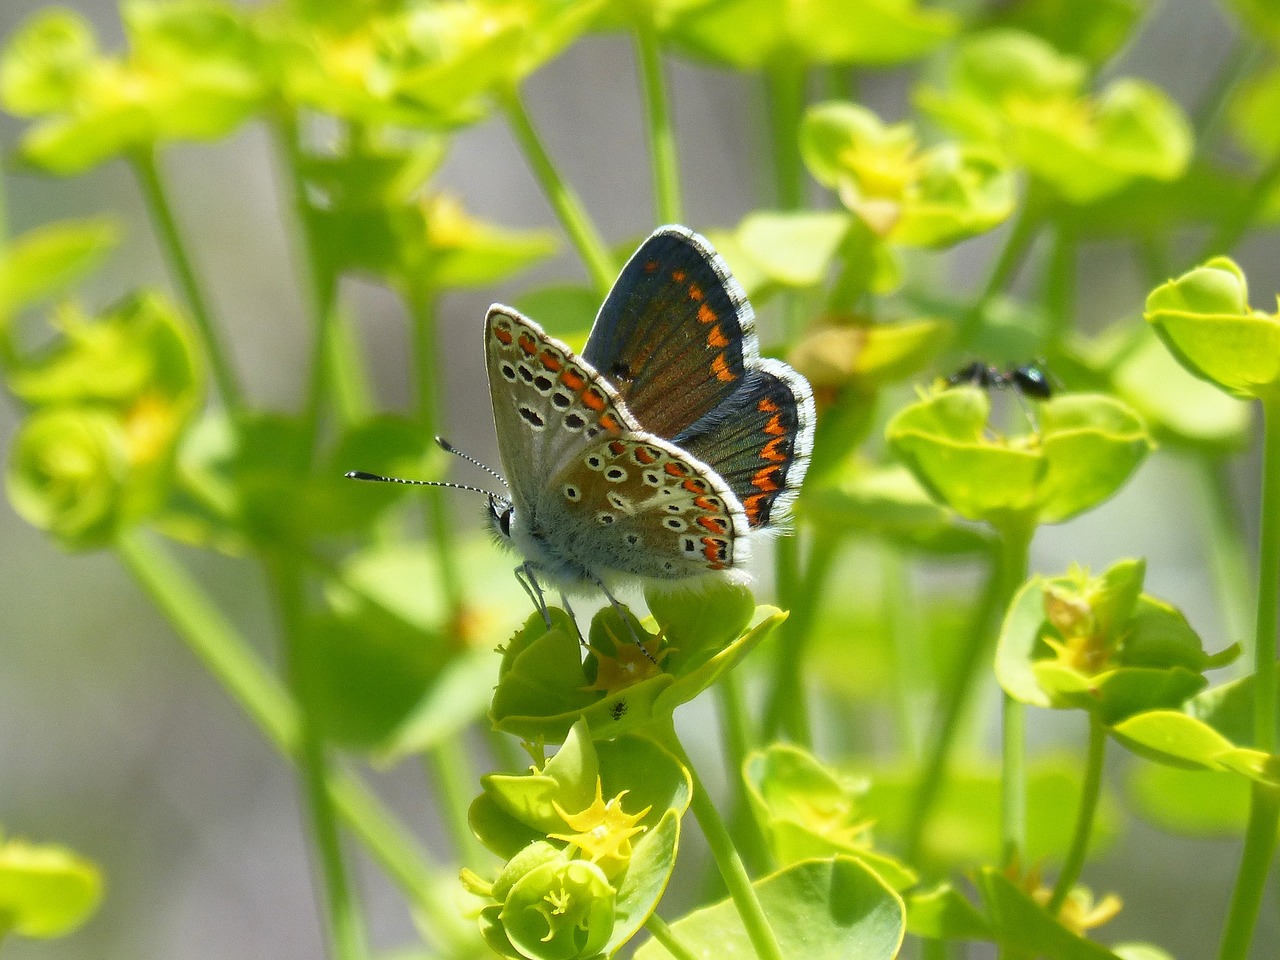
[514,562,552,630]
[590,575,657,665]
[559,592,589,649]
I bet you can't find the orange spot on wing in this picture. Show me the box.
[761,437,788,463]
[672,269,687,282]
[693,495,719,512]
[683,478,708,493]
[561,369,586,391]
[540,350,562,372]
[697,304,717,324]
[764,414,786,436]
[518,333,537,355]
[752,467,780,492]
[600,414,622,433]
[743,493,768,524]
[707,325,729,348]
[493,325,514,345]
[635,446,658,464]
[664,462,688,478]
[582,389,607,412]
[711,354,734,383]
[609,440,626,456]
[701,537,727,564]
[697,516,728,534]
[758,397,779,413]
[688,282,704,302]
[644,260,659,273]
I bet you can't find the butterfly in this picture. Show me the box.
[350,226,815,629]
[481,226,814,610]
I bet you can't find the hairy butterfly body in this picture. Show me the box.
[484,226,815,595]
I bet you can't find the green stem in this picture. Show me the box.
[1254,400,1280,754]
[995,521,1035,869]
[1201,150,1280,261]
[1196,455,1255,652]
[881,545,923,758]
[1192,38,1264,158]
[763,533,839,744]
[765,57,806,211]
[1046,714,1107,912]
[271,112,344,452]
[500,88,615,297]
[268,557,367,960]
[714,671,771,874]
[1217,783,1280,960]
[657,721,785,960]
[1043,222,1076,348]
[633,19,683,224]
[426,742,487,868]
[406,288,465,615]
[130,148,242,414]
[113,532,464,944]
[904,543,1003,861]
[645,913,701,960]
[957,201,1043,349]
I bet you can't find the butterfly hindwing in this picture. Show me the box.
[485,305,638,518]
[676,359,816,529]
[545,433,751,578]
[583,226,757,439]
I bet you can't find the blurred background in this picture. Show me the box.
[2,0,1278,957]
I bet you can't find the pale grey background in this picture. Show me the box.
[2,1,1276,958]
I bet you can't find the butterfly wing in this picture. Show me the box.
[676,359,816,529]
[583,226,757,439]
[485,304,639,519]
[546,433,751,579]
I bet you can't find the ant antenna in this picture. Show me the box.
[345,471,508,501]
[435,436,509,488]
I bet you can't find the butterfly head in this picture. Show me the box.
[487,493,515,542]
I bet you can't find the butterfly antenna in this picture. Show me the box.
[435,436,509,488]
[345,471,507,501]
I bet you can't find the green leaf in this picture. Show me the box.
[634,856,905,960]
[666,0,955,69]
[1128,763,1250,836]
[512,285,599,353]
[1109,709,1280,786]
[973,867,1121,960]
[0,8,98,116]
[789,318,946,392]
[906,883,992,941]
[733,210,851,288]
[1144,256,1280,401]
[0,837,103,939]
[0,218,119,317]
[743,744,917,890]
[985,0,1147,63]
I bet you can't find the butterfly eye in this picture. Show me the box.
[489,497,514,538]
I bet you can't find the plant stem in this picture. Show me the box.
[1254,400,1280,754]
[633,18,683,224]
[1217,783,1280,960]
[500,88,615,297]
[113,532,465,944]
[426,742,487,867]
[657,721,785,960]
[130,148,242,414]
[406,288,465,614]
[766,57,806,211]
[763,533,839,744]
[904,543,1003,861]
[1046,714,1107,913]
[713,671,771,874]
[1192,37,1264,159]
[268,556,367,960]
[1196,455,1255,652]
[645,913,701,960]
[996,521,1035,869]
[1043,222,1076,349]
[1201,150,1280,261]
[882,545,924,758]
[957,200,1042,349]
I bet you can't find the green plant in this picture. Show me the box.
[4,1,1280,958]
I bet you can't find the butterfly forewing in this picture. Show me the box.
[485,306,638,517]
[583,227,758,439]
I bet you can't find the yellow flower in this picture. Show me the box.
[549,778,651,876]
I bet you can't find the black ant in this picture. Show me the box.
[945,361,1054,401]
